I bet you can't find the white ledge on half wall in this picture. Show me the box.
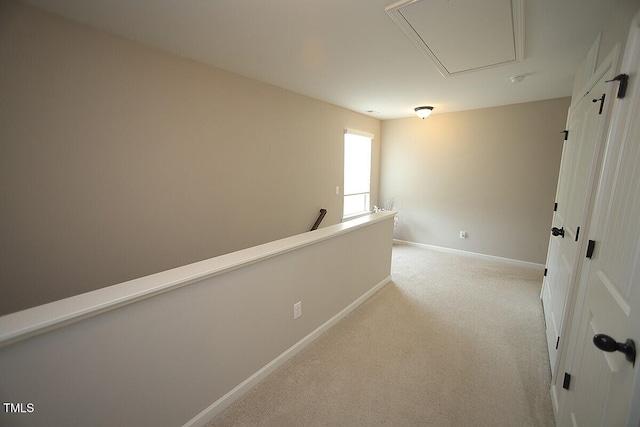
[0,211,396,348]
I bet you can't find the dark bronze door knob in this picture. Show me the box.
[593,334,636,366]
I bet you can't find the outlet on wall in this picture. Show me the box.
[293,301,302,319]
[460,231,467,239]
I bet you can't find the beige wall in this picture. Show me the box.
[380,98,571,264]
[0,214,394,426]
[0,1,380,315]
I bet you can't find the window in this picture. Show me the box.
[343,129,373,218]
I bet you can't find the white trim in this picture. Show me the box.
[573,44,621,108]
[183,275,391,427]
[626,15,640,426]
[550,383,560,418]
[0,211,396,348]
[344,128,374,139]
[342,210,374,221]
[393,239,545,270]
[584,32,602,84]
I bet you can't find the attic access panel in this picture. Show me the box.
[386,0,524,77]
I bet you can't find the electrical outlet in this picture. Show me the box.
[460,231,467,239]
[293,301,302,319]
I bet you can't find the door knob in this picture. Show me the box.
[551,227,565,238]
[593,334,636,366]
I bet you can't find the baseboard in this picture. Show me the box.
[550,383,560,419]
[183,275,392,427]
[394,239,545,270]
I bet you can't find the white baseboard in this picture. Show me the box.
[394,239,545,270]
[183,275,392,427]
[550,383,560,419]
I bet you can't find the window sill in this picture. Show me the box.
[342,210,373,221]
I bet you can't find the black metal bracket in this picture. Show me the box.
[586,240,596,259]
[606,74,629,99]
[563,372,571,390]
[562,130,569,141]
[592,94,606,115]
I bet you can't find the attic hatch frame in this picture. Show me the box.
[385,0,525,78]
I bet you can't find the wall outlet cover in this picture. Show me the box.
[293,301,302,319]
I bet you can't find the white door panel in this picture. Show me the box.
[567,313,621,427]
[543,64,613,379]
[558,11,640,426]
[543,234,562,372]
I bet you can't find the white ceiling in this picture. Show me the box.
[23,0,618,119]
[386,0,524,76]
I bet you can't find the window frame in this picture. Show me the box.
[343,129,374,219]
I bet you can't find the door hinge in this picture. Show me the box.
[562,130,569,141]
[554,202,558,212]
[563,372,571,390]
[556,336,560,350]
[592,94,606,115]
[586,240,596,259]
[606,74,629,99]
[544,268,548,277]
[575,226,580,241]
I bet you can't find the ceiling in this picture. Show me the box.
[23,0,618,119]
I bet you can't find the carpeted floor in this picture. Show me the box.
[207,243,555,426]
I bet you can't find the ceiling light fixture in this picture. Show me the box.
[510,75,525,83]
[414,106,434,119]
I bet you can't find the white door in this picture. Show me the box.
[542,61,614,377]
[542,105,580,376]
[559,14,640,426]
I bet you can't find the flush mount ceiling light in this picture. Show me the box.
[415,106,434,119]
[510,75,525,83]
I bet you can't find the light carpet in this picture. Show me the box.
[207,243,555,426]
